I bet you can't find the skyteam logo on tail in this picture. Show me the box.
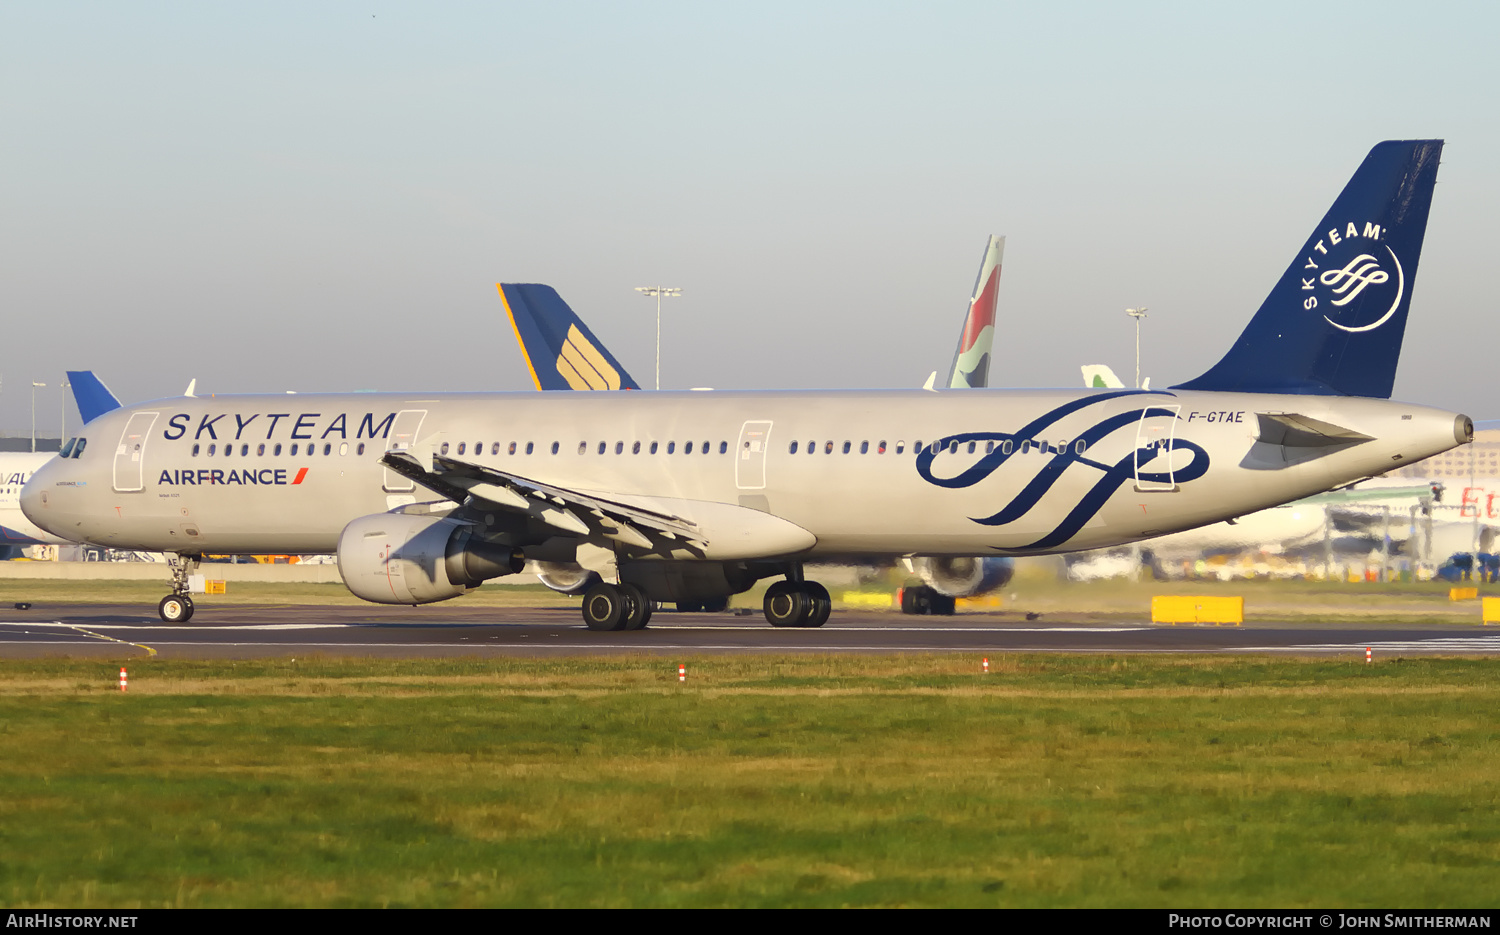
[1301,221,1404,333]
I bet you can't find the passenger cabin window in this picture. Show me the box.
[878,440,886,454]
[686,441,694,454]
[615,442,623,454]
[632,441,641,454]
[274,444,283,456]
[719,441,727,454]
[895,441,904,454]
[525,442,534,454]
[440,442,450,455]
[207,444,216,456]
[508,442,516,455]
[323,443,331,456]
[1002,440,1013,455]
[577,442,586,455]
[192,444,201,457]
[824,441,833,454]
[650,442,659,454]
[357,443,365,455]
[789,441,799,454]
[457,442,466,455]
[551,442,559,454]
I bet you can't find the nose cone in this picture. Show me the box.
[20,458,64,535]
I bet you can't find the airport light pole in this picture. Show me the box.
[59,378,70,444]
[1126,307,1148,388]
[30,381,45,452]
[635,286,682,390]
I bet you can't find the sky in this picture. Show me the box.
[2,1,1497,437]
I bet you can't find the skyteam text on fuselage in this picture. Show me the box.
[22,140,1467,631]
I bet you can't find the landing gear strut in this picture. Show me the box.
[158,553,201,623]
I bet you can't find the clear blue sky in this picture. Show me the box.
[2,1,1496,435]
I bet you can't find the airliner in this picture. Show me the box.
[499,236,1013,614]
[22,141,1467,632]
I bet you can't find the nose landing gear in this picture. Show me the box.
[157,553,202,623]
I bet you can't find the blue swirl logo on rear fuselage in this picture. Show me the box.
[916,390,1209,549]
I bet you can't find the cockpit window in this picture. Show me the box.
[59,438,76,458]
[73,438,86,458]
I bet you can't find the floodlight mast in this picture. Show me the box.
[635,286,682,390]
[30,381,45,452]
[1126,307,1148,388]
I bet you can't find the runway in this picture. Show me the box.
[3,602,1500,658]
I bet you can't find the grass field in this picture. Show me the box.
[1,654,1497,908]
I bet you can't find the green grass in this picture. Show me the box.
[1,655,1498,907]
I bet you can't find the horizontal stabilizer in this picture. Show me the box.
[65,371,122,425]
[1256,412,1373,448]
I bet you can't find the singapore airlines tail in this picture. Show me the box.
[1175,140,1442,398]
[947,235,1004,388]
[498,283,641,391]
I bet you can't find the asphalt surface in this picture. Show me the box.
[3,602,1500,658]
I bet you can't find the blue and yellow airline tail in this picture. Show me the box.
[1175,139,1442,398]
[65,370,122,424]
[498,284,641,391]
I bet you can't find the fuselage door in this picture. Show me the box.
[1133,404,1181,493]
[112,411,160,493]
[735,420,773,490]
[383,409,428,493]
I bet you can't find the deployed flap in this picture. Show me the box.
[1256,412,1374,448]
[380,451,816,560]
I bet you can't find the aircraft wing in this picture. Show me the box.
[380,451,816,559]
[382,450,704,548]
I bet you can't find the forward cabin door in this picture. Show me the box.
[382,409,428,493]
[112,412,159,493]
[735,421,773,490]
[1133,404,1181,492]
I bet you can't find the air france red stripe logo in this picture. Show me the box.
[293,468,308,485]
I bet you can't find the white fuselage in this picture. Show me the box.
[21,388,1468,561]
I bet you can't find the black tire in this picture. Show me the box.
[764,581,808,627]
[930,592,957,616]
[158,594,192,624]
[581,583,626,631]
[618,583,652,631]
[801,582,831,628]
[901,585,932,615]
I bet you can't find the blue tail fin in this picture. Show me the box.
[1173,140,1442,398]
[498,284,641,391]
[65,370,122,424]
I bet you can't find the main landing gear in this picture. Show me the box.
[158,552,201,623]
[581,582,653,632]
[763,580,831,628]
[899,585,956,616]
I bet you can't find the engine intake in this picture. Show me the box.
[337,512,524,605]
[913,556,1014,598]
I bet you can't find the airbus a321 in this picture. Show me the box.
[22,140,1469,630]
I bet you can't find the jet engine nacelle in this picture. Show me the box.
[531,561,602,595]
[337,512,524,605]
[913,556,1014,598]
